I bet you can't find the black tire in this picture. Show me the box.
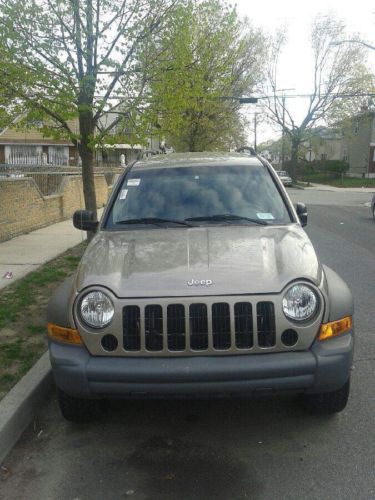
[372,205,375,220]
[57,388,103,422]
[302,379,350,415]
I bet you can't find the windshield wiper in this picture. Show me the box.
[116,217,192,227]
[185,214,269,225]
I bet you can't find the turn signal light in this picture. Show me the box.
[47,323,82,345]
[318,316,352,341]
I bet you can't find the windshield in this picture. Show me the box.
[105,164,292,229]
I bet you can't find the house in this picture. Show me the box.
[309,127,344,162]
[342,111,375,176]
[311,112,375,176]
[0,111,164,167]
[0,118,79,166]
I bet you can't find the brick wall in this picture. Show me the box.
[0,174,110,242]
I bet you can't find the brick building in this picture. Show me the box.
[0,118,79,166]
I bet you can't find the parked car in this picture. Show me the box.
[47,152,354,421]
[371,194,375,219]
[276,170,293,186]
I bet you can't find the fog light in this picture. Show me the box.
[318,316,352,341]
[47,323,82,345]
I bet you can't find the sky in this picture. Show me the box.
[234,0,375,145]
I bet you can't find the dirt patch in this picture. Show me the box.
[0,242,86,400]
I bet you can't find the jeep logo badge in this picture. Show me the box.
[187,279,213,286]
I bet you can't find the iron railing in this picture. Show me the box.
[0,164,123,196]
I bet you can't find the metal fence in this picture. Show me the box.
[0,164,123,196]
[6,152,69,166]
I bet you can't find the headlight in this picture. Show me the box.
[80,290,114,328]
[282,284,318,321]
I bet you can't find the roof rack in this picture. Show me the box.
[137,149,162,160]
[236,146,257,156]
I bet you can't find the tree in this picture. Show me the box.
[143,0,266,151]
[263,15,373,176]
[0,0,182,220]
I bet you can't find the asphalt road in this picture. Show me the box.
[1,188,374,500]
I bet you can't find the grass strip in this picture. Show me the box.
[0,242,86,399]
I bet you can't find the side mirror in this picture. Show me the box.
[295,203,307,227]
[73,210,99,231]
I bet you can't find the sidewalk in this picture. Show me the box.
[0,217,90,291]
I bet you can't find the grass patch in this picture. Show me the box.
[298,174,375,188]
[0,242,86,399]
[27,324,44,334]
[0,245,84,329]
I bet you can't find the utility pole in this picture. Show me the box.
[253,113,259,152]
[281,96,285,169]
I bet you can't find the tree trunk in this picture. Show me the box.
[78,109,97,238]
[290,138,300,181]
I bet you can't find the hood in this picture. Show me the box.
[76,225,322,298]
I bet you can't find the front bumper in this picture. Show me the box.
[49,332,354,399]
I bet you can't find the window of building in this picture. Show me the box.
[320,153,327,161]
[48,146,69,165]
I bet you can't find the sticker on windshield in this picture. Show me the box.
[257,212,275,220]
[127,178,141,186]
[119,189,128,200]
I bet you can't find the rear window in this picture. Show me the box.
[106,164,292,228]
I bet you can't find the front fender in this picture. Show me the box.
[322,265,354,322]
[47,275,76,328]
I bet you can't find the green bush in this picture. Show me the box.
[313,160,349,173]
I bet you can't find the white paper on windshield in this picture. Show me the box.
[119,189,128,200]
[127,178,141,186]
[257,212,275,220]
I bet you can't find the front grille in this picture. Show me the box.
[122,300,276,354]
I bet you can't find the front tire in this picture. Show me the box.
[302,379,350,415]
[57,388,103,422]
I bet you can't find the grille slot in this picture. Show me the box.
[167,304,186,351]
[212,303,231,350]
[123,306,140,351]
[145,305,163,351]
[257,302,276,347]
[234,302,253,348]
[189,304,208,350]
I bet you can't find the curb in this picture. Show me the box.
[0,352,53,464]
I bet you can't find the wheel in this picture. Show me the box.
[301,379,350,415]
[372,205,375,220]
[57,388,103,422]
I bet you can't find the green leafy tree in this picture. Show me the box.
[0,0,182,220]
[143,0,266,151]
